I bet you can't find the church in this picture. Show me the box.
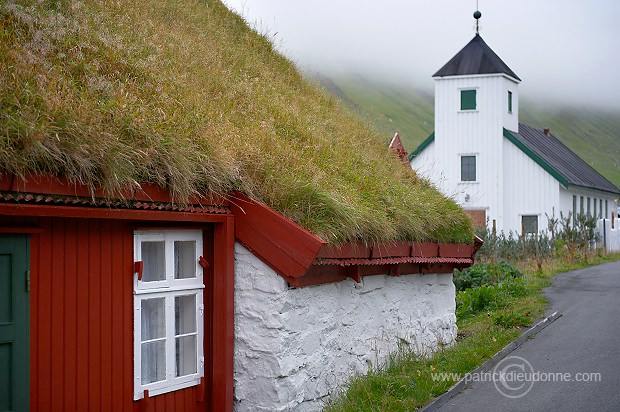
[409,12,620,235]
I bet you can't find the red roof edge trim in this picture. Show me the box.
[229,192,327,278]
[230,192,481,287]
[283,261,469,288]
[0,173,228,206]
[314,257,473,266]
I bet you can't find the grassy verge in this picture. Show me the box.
[324,252,620,411]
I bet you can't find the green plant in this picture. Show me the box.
[492,312,531,328]
[456,278,527,320]
[453,261,523,292]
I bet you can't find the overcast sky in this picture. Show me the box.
[222,0,620,110]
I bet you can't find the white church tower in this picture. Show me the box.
[411,10,521,231]
[411,10,619,236]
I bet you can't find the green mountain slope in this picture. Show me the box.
[316,74,620,188]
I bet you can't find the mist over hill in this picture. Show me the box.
[311,73,620,188]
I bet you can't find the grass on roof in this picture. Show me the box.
[0,0,474,244]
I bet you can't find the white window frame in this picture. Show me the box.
[521,214,539,236]
[459,154,478,183]
[133,230,205,400]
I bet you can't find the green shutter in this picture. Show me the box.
[460,90,476,110]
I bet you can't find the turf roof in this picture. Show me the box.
[0,0,474,244]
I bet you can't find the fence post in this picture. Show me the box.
[521,222,526,258]
[492,219,497,265]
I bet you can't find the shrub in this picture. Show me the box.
[456,278,527,320]
[453,261,523,292]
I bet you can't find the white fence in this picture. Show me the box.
[597,218,620,252]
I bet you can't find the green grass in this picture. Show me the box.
[317,75,620,188]
[0,0,474,244]
[324,326,520,412]
[325,253,620,411]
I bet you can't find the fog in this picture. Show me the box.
[222,0,620,110]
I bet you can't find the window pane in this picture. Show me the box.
[176,335,197,377]
[175,295,196,335]
[142,298,166,341]
[141,340,166,384]
[573,196,577,224]
[508,91,513,113]
[461,90,476,110]
[522,216,538,235]
[141,241,165,282]
[174,241,196,279]
[461,156,476,181]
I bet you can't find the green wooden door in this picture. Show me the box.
[0,235,29,412]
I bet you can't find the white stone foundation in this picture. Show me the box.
[233,243,457,412]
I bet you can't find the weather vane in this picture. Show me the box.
[474,1,481,35]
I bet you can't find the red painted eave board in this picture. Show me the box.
[316,241,371,259]
[229,192,327,278]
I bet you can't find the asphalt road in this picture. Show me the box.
[435,260,620,412]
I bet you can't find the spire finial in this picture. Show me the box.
[473,9,481,35]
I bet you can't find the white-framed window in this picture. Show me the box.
[522,215,538,236]
[460,155,477,182]
[133,230,204,400]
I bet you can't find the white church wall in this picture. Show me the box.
[502,76,519,133]
[560,187,618,223]
[233,243,457,412]
[597,218,620,252]
[502,138,560,234]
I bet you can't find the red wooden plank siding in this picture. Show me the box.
[51,218,65,410]
[100,220,113,412]
[88,219,102,410]
[64,219,78,412]
[24,217,213,411]
[37,220,53,411]
[111,221,127,412]
[75,218,90,411]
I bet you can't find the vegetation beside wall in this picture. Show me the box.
[324,252,620,411]
[475,212,600,265]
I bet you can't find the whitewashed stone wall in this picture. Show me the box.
[233,243,457,412]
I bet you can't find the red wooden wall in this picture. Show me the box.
[0,216,214,411]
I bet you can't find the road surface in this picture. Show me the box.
[435,260,620,412]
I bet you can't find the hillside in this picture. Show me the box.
[317,74,620,188]
[0,0,473,244]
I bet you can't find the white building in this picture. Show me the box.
[410,29,620,235]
